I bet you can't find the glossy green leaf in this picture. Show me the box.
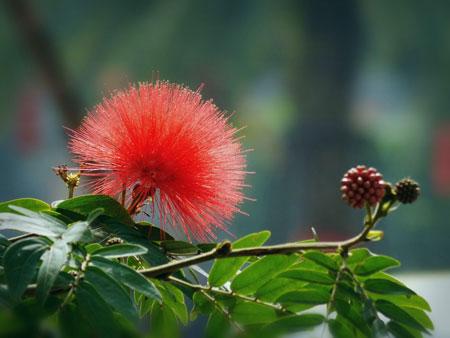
[375,300,427,332]
[255,277,307,302]
[280,269,335,285]
[0,285,12,307]
[76,281,119,338]
[135,222,174,240]
[354,255,400,276]
[387,321,423,338]
[101,219,169,267]
[328,318,355,338]
[191,291,214,319]
[303,251,339,271]
[231,301,278,325]
[90,256,161,302]
[265,314,325,335]
[85,266,138,322]
[59,303,92,338]
[231,255,298,295]
[150,303,179,338]
[154,280,188,325]
[0,233,10,247]
[4,238,47,300]
[277,288,330,308]
[335,299,371,337]
[0,198,50,214]
[197,243,217,252]
[206,310,229,338]
[364,279,415,296]
[85,243,103,253]
[368,293,430,312]
[62,221,92,243]
[346,248,372,265]
[56,195,134,226]
[160,240,199,255]
[36,240,70,303]
[91,244,148,258]
[208,231,271,287]
[0,211,65,237]
[401,307,433,330]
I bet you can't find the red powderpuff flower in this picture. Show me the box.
[68,81,249,241]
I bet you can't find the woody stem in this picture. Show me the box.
[139,207,379,279]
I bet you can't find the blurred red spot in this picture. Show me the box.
[432,123,450,196]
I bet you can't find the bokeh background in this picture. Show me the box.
[1,0,449,336]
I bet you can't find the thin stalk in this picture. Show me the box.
[139,221,375,278]
[169,276,290,313]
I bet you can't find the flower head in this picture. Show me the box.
[69,81,248,240]
[341,165,386,208]
[395,178,420,204]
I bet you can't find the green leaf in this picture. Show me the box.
[150,303,179,338]
[375,300,428,332]
[208,231,271,287]
[231,255,298,295]
[364,279,415,296]
[56,195,134,226]
[354,255,400,276]
[191,291,214,318]
[346,248,372,265]
[62,221,92,243]
[36,240,70,303]
[401,307,433,330]
[3,238,47,300]
[206,310,229,338]
[0,211,65,237]
[197,243,217,252]
[0,233,10,247]
[255,277,307,302]
[0,198,50,213]
[90,256,161,302]
[101,219,170,267]
[303,251,339,271]
[135,222,174,240]
[265,314,324,335]
[154,280,188,325]
[328,318,355,338]
[76,281,119,338]
[85,243,103,254]
[59,303,92,338]
[280,269,335,285]
[0,285,12,307]
[277,288,330,308]
[387,321,423,338]
[84,266,138,322]
[91,244,148,258]
[231,301,278,325]
[159,240,199,255]
[368,293,431,312]
[335,300,371,337]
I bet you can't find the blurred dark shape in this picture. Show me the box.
[5,0,81,128]
[16,85,41,153]
[270,0,364,242]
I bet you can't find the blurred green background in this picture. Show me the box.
[1,0,449,270]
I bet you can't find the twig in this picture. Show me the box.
[168,276,290,313]
[60,254,90,309]
[139,220,375,278]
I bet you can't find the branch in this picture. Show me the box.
[140,215,376,279]
[168,276,290,313]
